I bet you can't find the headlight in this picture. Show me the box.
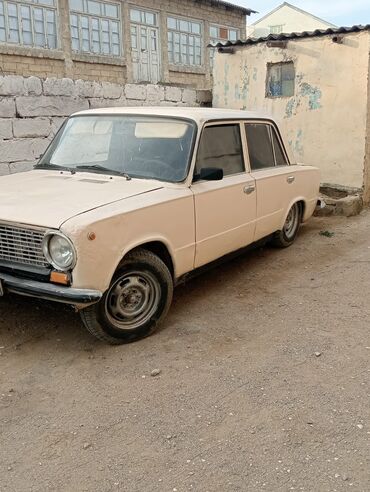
[42,232,76,271]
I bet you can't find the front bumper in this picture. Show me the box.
[0,272,102,305]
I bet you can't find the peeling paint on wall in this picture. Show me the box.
[300,82,322,110]
[294,129,304,159]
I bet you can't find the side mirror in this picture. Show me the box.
[196,167,223,181]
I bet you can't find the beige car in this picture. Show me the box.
[0,108,320,344]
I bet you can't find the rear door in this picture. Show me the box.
[245,122,298,241]
[191,122,257,268]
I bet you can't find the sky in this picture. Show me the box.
[232,0,370,27]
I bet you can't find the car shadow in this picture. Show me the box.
[0,222,319,350]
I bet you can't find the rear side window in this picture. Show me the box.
[245,123,275,170]
[245,123,289,170]
[272,128,288,166]
[195,124,245,177]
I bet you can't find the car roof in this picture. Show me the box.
[74,106,274,124]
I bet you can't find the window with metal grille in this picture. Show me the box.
[167,16,202,66]
[209,24,239,67]
[69,0,121,56]
[0,0,57,49]
[266,61,295,97]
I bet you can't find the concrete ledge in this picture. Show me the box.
[315,187,363,217]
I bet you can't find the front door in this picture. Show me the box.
[191,123,257,269]
[130,8,160,83]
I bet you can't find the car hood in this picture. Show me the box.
[0,170,163,229]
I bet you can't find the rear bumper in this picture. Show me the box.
[0,272,102,305]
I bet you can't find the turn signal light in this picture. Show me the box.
[50,271,70,285]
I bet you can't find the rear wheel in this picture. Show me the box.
[272,202,301,248]
[80,249,173,344]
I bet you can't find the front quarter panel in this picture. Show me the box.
[61,187,195,293]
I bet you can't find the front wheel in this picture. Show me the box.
[80,249,173,344]
[272,202,301,248]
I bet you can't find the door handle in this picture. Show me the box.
[287,176,295,184]
[244,184,255,195]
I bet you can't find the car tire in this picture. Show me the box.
[272,202,302,248]
[80,249,173,344]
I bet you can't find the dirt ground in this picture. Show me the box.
[1,211,370,492]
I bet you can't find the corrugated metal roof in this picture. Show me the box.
[210,24,370,47]
[198,0,256,15]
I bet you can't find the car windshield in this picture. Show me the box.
[37,115,196,182]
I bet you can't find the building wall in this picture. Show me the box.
[213,31,370,194]
[248,4,335,38]
[0,75,211,176]
[0,0,246,89]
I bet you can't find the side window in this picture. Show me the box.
[245,123,275,170]
[271,127,289,166]
[195,124,244,177]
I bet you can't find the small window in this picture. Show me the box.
[270,24,283,34]
[195,124,244,177]
[245,123,275,170]
[266,62,295,98]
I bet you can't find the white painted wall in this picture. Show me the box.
[248,3,335,38]
[213,31,370,192]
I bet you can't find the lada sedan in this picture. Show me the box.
[0,108,320,344]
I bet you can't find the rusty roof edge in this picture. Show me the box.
[199,0,257,15]
[208,24,370,47]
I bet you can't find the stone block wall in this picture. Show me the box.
[0,75,211,176]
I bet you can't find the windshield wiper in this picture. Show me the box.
[36,163,76,173]
[75,164,132,180]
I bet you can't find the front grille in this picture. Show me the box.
[0,223,49,268]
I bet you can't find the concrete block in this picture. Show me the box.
[16,96,89,117]
[165,86,182,102]
[50,117,66,136]
[9,161,36,174]
[146,85,164,104]
[125,84,146,100]
[0,138,48,162]
[182,89,197,105]
[125,99,145,107]
[0,97,16,118]
[0,163,10,175]
[101,82,123,99]
[43,77,75,96]
[0,76,25,96]
[13,117,51,138]
[24,76,42,96]
[88,97,127,109]
[75,79,96,98]
[196,90,212,104]
[0,119,13,139]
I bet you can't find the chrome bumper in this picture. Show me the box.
[0,272,102,305]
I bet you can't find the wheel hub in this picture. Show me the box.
[105,271,160,330]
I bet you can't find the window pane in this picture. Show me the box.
[229,29,237,41]
[146,12,154,25]
[272,128,288,166]
[130,9,140,22]
[196,125,244,176]
[167,17,176,29]
[191,22,200,34]
[180,20,189,32]
[210,25,218,37]
[87,0,100,15]
[70,0,83,11]
[105,3,117,17]
[245,124,275,170]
